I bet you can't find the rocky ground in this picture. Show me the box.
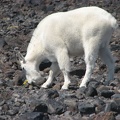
[0,0,120,120]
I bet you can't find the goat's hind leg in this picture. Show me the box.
[80,44,99,88]
[99,47,115,85]
[41,62,60,88]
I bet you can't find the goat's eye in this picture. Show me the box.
[22,67,25,71]
[22,68,26,73]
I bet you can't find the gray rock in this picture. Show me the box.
[18,112,49,120]
[52,83,62,90]
[97,86,115,98]
[85,86,98,97]
[7,109,18,116]
[0,38,7,49]
[2,104,9,113]
[59,90,77,99]
[5,69,15,79]
[76,88,85,99]
[56,2,67,11]
[18,104,28,114]
[78,102,96,115]
[100,90,115,98]
[33,101,48,113]
[0,115,8,120]
[78,86,86,95]
[47,89,59,98]
[64,98,78,114]
[0,98,5,106]
[13,70,26,85]
[105,100,120,113]
[88,79,101,88]
[116,114,120,120]
[25,98,47,113]
[46,99,65,115]
[0,79,6,87]
[115,66,120,73]
[110,78,120,87]
[30,0,43,5]
[1,90,12,100]
[46,4,54,12]
[93,97,105,113]
[111,94,120,99]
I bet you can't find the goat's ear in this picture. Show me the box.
[18,52,26,64]
[14,47,26,64]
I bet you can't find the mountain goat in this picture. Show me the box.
[19,6,118,89]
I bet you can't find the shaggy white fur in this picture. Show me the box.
[20,6,118,89]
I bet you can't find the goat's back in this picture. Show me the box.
[31,6,118,56]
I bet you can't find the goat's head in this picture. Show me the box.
[15,48,44,84]
[21,61,44,84]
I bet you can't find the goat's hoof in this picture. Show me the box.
[79,84,87,88]
[41,84,48,88]
[61,85,68,90]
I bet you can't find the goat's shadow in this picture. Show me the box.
[39,60,85,79]
[70,69,85,79]
[111,44,120,51]
[39,60,52,71]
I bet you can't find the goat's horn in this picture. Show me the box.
[14,47,26,63]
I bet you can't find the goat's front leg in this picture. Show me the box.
[56,48,71,89]
[61,70,71,89]
[41,62,60,88]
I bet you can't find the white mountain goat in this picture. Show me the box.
[19,6,118,89]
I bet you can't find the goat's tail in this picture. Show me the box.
[110,16,119,30]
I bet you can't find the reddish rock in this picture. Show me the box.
[93,112,116,120]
